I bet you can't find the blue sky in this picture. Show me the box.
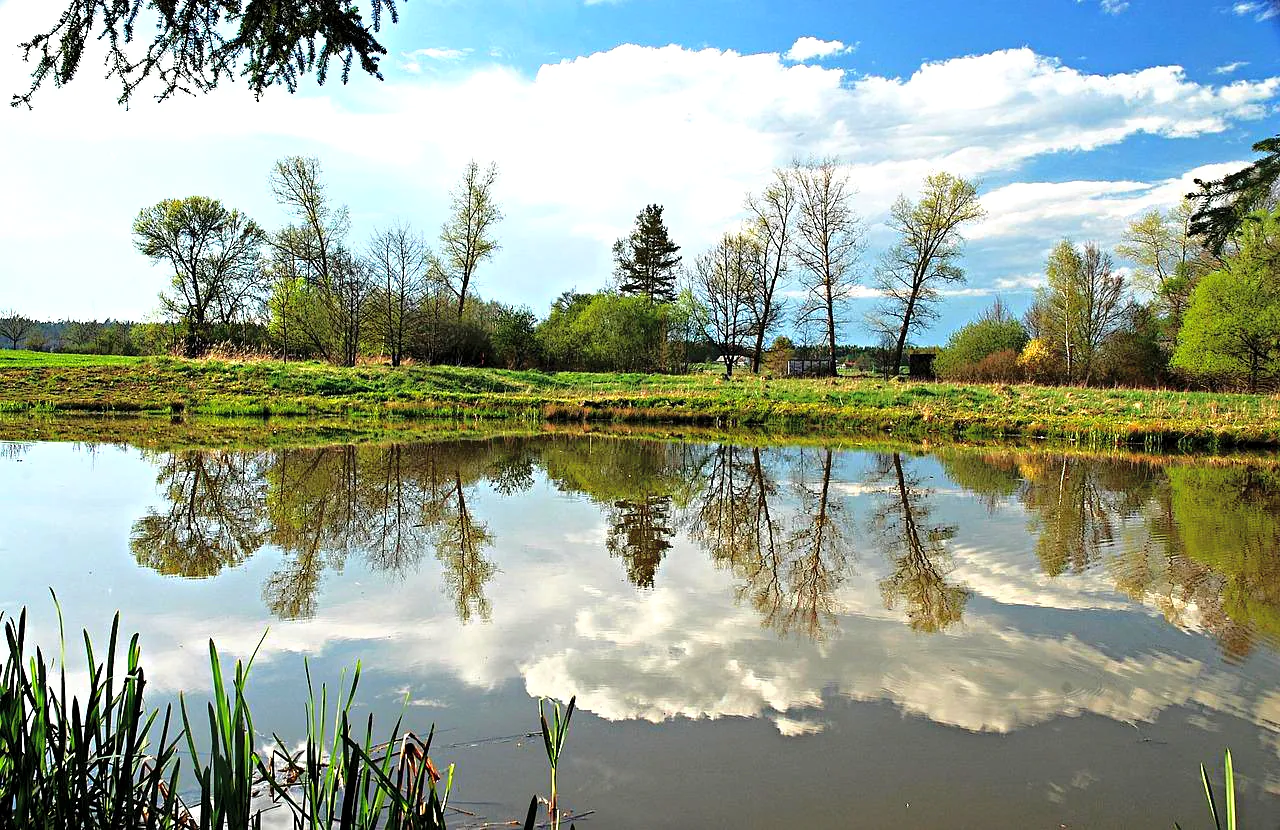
[2,0,1279,344]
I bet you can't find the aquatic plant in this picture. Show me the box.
[537,695,576,830]
[1177,748,1239,830]
[0,601,563,829]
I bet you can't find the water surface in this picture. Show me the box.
[2,435,1279,827]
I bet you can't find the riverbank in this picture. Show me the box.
[2,350,1279,449]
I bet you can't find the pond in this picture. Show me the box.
[1,433,1279,827]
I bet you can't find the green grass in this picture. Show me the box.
[0,350,143,368]
[3,350,1280,449]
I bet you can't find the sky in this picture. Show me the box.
[1,0,1280,344]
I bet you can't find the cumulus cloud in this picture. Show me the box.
[1100,0,1130,14]
[969,162,1245,247]
[0,11,1275,322]
[783,37,855,62]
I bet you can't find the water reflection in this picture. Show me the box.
[9,435,1280,824]
[869,452,968,633]
[122,436,1280,663]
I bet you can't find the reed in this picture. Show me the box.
[0,602,559,829]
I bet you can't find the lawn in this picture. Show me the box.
[2,350,1278,449]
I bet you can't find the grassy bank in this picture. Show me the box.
[3,350,1279,449]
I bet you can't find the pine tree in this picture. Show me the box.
[613,204,682,303]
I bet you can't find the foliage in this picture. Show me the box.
[1173,210,1280,393]
[1028,240,1130,385]
[491,306,541,369]
[133,196,268,357]
[537,292,676,372]
[14,1,403,108]
[1095,306,1169,388]
[1189,132,1280,254]
[765,335,795,376]
[613,205,682,304]
[869,172,984,376]
[934,315,1028,382]
[1017,338,1059,383]
[270,156,368,367]
[438,161,502,319]
[1116,201,1201,324]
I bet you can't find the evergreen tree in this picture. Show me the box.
[613,204,682,303]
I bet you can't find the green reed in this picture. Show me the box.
[537,695,576,830]
[1,602,563,829]
[1177,748,1239,830]
[0,599,184,829]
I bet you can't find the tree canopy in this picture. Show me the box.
[14,0,402,108]
[613,204,682,304]
[1173,210,1280,392]
[1188,134,1280,254]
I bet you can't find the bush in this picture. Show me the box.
[969,349,1022,382]
[1018,338,1061,383]
[935,318,1029,381]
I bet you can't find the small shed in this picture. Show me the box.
[787,359,830,377]
[908,351,937,380]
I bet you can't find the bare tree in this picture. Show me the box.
[270,156,369,365]
[440,160,502,319]
[366,222,430,366]
[270,156,348,290]
[0,312,37,350]
[792,159,864,377]
[691,231,758,377]
[744,168,797,373]
[1032,240,1130,385]
[869,173,984,376]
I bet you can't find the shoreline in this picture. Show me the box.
[2,354,1279,451]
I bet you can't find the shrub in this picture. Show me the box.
[935,318,1029,381]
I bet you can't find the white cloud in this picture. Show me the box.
[783,37,855,63]
[1100,0,1129,14]
[398,47,473,73]
[0,13,1276,323]
[969,162,1246,247]
[1214,60,1250,75]
[1233,1,1279,20]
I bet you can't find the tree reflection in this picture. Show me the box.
[940,448,1280,660]
[132,441,510,621]
[125,435,1280,655]
[131,451,269,578]
[685,444,853,639]
[778,448,854,639]
[868,452,969,633]
[434,471,496,622]
[540,437,695,589]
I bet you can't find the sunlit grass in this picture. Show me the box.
[3,352,1280,449]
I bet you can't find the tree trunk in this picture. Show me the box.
[826,289,838,378]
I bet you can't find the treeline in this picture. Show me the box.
[0,318,173,356]
[6,144,1278,390]
[3,158,984,377]
[934,197,1280,392]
